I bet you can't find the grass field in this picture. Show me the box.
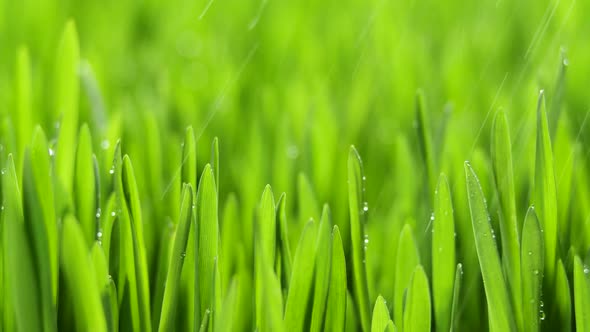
[0,0,589,331]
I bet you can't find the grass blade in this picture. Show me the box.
[348,145,371,331]
[415,90,436,194]
[465,161,516,332]
[255,184,276,329]
[54,20,80,193]
[432,173,455,332]
[309,205,333,332]
[75,123,97,247]
[61,215,107,332]
[521,207,544,332]
[534,90,558,284]
[574,256,590,332]
[14,46,32,168]
[325,225,347,332]
[450,263,463,332]
[276,193,293,290]
[491,109,522,330]
[2,154,42,332]
[394,223,420,329]
[196,164,221,327]
[284,219,318,330]
[402,265,431,332]
[555,259,571,332]
[158,184,194,331]
[371,295,391,332]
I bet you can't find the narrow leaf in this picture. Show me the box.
[521,207,544,332]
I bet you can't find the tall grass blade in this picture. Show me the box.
[520,207,544,332]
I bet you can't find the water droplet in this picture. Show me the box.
[362,176,366,181]
[584,267,590,274]
[101,140,110,150]
[533,269,539,275]
[97,231,103,239]
[0,168,5,175]
[180,252,187,258]
[96,208,102,219]
[111,211,116,217]
[454,232,457,238]
[109,167,115,175]
[363,234,369,245]
[540,300,544,308]
[1,205,4,211]
[362,202,369,212]
[528,251,533,256]
[540,310,546,321]
[48,148,55,156]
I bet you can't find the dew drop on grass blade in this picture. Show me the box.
[465,161,516,332]
[393,223,420,329]
[403,265,431,332]
[371,295,392,332]
[2,154,42,332]
[347,145,371,331]
[158,184,193,332]
[534,91,558,285]
[54,20,80,193]
[491,109,522,331]
[325,225,347,332]
[284,219,318,331]
[61,215,107,332]
[309,205,333,332]
[520,207,544,332]
[574,256,590,332]
[432,173,455,332]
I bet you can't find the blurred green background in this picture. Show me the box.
[0,0,588,329]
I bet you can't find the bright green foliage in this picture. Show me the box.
[2,3,590,331]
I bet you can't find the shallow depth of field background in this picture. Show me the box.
[0,0,588,330]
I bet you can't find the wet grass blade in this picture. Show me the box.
[574,256,590,332]
[158,184,194,331]
[2,155,42,332]
[309,205,333,332]
[403,265,431,332]
[534,91,558,284]
[520,207,544,332]
[348,146,371,331]
[394,223,420,329]
[450,263,463,332]
[465,161,516,332]
[75,123,97,247]
[284,219,318,330]
[61,215,107,332]
[54,20,80,193]
[371,295,391,332]
[432,173,455,332]
[325,226,347,332]
[491,109,522,330]
[196,164,220,327]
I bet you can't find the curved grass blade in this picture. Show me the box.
[403,265,431,332]
[521,207,544,332]
[61,215,107,332]
[371,295,391,332]
[574,256,590,332]
[54,20,80,193]
[491,109,522,330]
[465,161,516,332]
[284,219,318,330]
[432,173,455,332]
[120,156,152,332]
[158,184,194,331]
[534,91,558,284]
[394,223,420,329]
[14,46,32,167]
[325,225,347,332]
[450,263,463,332]
[75,123,97,247]
[348,146,371,331]
[554,259,571,331]
[2,155,42,332]
[309,205,333,332]
[220,193,239,292]
[196,164,221,327]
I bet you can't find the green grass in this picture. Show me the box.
[1,0,590,330]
